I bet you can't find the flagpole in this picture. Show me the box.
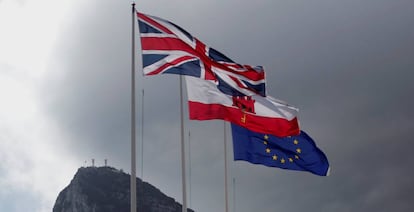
[188,131,192,209]
[141,89,144,181]
[233,177,236,212]
[224,122,229,212]
[141,89,145,181]
[140,88,144,212]
[180,75,188,212]
[131,2,137,212]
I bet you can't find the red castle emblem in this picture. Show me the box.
[232,96,256,114]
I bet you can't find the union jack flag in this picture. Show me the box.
[137,12,266,96]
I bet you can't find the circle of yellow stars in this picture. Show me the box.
[263,134,301,165]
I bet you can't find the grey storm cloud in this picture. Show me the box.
[38,0,414,212]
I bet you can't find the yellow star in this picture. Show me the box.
[263,141,268,145]
[293,139,299,145]
[295,155,299,159]
[296,148,302,154]
[280,158,285,164]
[265,148,271,153]
[288,158,294,163]
[272,155,278,160]
[264,135,269,140]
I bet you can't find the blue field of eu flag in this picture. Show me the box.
[231,124,330,176]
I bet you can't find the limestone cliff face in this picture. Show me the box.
[53,166,194,212]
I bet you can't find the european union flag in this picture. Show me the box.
[231,124,330,176]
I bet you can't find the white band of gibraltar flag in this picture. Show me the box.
[185,76,300,137]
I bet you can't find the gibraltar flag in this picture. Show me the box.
[186,77,300,137]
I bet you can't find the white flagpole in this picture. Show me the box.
[188,131,192,209]
[141,89,144,181]
[131,2,137,212]
[233,177,236,212]
[224,122,229,212]
[180,76,188,212]
[140,88,144,212]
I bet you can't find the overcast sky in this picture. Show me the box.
[1,0,414,211]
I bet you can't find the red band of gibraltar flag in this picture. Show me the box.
[186,77,300,137]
